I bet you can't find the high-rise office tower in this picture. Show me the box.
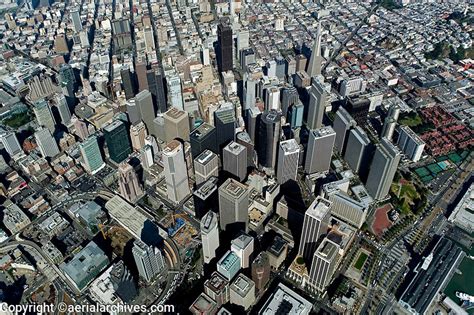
[143,27,155,52]
[135,90,156,135]
[214,105,236,151]
[109,261,138,303]
[223,141,247,182]
[236,29,250,60]
[118,162,143,203]
[264,87,280,111]
[298,196,331,266]
[309,237,339,292]
[28,74,56,101]
[258,110,281,170]
[146,69,167,113]
[276,139,300,185]
[285,55,297,77]
[163,107,190,142]
[35,127,59,158]
[58,64,76,98]
[289,102,304,129]
[190,123,218,157]
[275,56,286,80]
[304,126,336,174]
[130,121,148,151]
[397,125,425,162]
[167,73,184,110]
[135,61,148,92]
[216,18,233,73]
[33,99,56,133]
[344,126,371,176]
[251,252,270,291]
[194,177,219,218]
[121,68,136,100]
[295,54,307,72]
[306,22,323,77]
[55,94,71,125]
[333,107,356,155]
[194,150,219,185]
[366,138,401,200]
[0,131,22,157]
[126,99,141,125]
[201,211,220,264]
[240,48,255,71]
[79,135,105,174]
[381,105,400,141]
[218,178,249,232]
[104,120,132,164]
[281,86,299,117]
[231,233,254,269]
[70,9,82,33]
[132,240,165,283]
[246,106,261,144]
[72,115,89,140]
[243,76,257,111]
[236,132,255,167]
[162,140,190,204]
[140,145,154,169]
[307,76,329,130]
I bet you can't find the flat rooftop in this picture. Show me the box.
[165,107,187,120]
[307,196,332,220]
[259,283,312,315]
[312,126,335,138]
[217,250,240,271]
[230,273,254,297]
[220,178,247,198]
[224,141,246,154]
[191,123,215,139]
[195,149,217,165]
[280,139,299,153]
[194,177,218,199]
[448,183,474,234]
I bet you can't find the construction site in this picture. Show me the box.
[159,212,198,248]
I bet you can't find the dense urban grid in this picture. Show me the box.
[0,0,472,313]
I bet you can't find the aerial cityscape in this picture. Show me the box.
[0,0,472,313]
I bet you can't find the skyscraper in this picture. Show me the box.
[135,61,148,92]
[216,18,233,72]
[163,107,190,142]
[333,107,357,155]
[58,64,76,98]
[72,115,89,140]
[130,121,148,151]
[397,125,425,162]
[264,87,280,111]
[298,196,331,266]
[33,99,56,133]
[104,120,132,164]
[201,211,220,264]
[223,141,247,182]
[79,135,105,174]
[218,178,249,232]
[258,110,281,170]
[109,261,138,303]
[162,140,190,204]
[304,126,336,174]
[190,123,218,157]
[118,162,143,203]
[306,22,323,77]
[381,104,400,141]
[70,9,82,33]
[344,126,371,176]
[214,105,236,151]
[146,69,167,113]
[366,138,401,200]
[135,89,156,135]
[306,76,330,130]
[194,177,219,218]
[288,102,304,129]
[121,68,136,100]
[0,131,22,157]
[194,150,219,185]
[276,139,300,185]
[308,237,339,292]
[55,94,71,125]
[251,252,270,292]
[167,73,183,110]
[132,240,165,283]
[126,99,141,126]
[236,132,255,168]
[281,86,299,117]
[35,127,60,158]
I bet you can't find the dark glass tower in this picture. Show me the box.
[146,68,167,113]
[216,18,233,73]
[214,106,236,152]
[104,120,132,163]
[121,68,136,100]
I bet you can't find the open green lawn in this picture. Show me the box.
[354,252,368,270]
[2,112,32,128]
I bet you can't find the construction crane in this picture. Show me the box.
[97,224,127,240]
